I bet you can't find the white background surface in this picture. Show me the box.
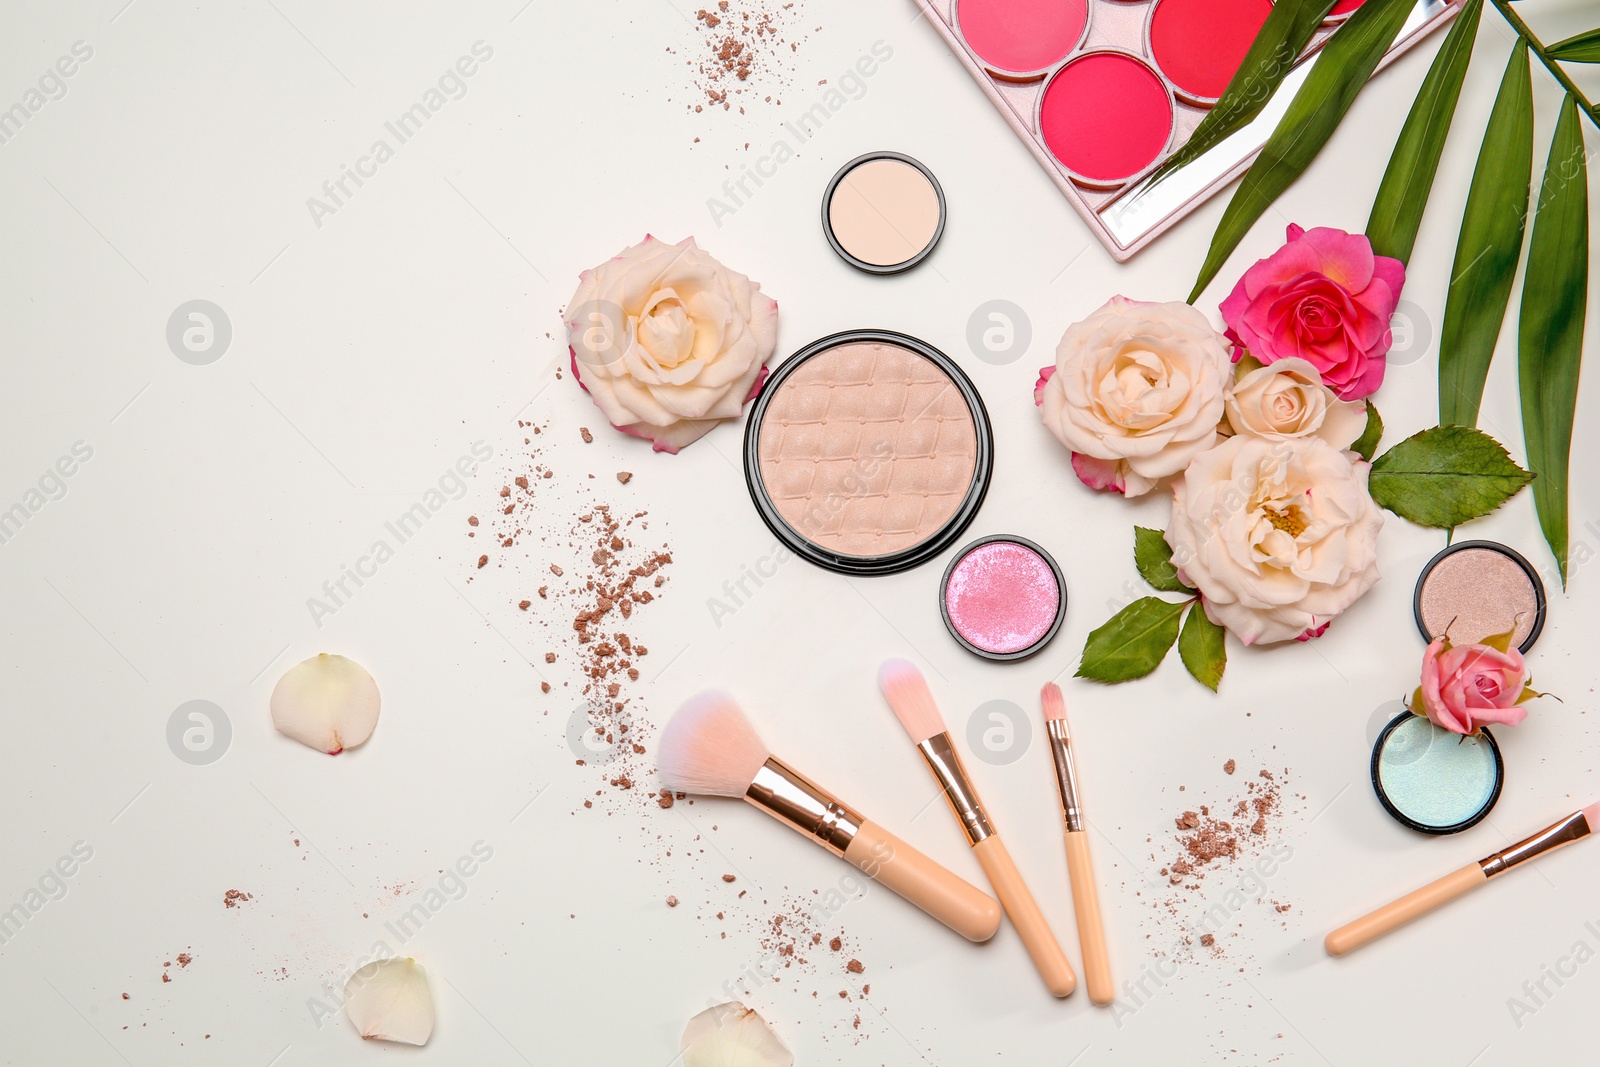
[2,1,1598,1064]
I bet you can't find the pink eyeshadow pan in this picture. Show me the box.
[941,536,1066,660]
[956,0,1089,78]
[1038,51,1174,185]
[1149,0,1273,103]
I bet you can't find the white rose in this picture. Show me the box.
[566,235,778,454]
[1037,297,1231,497]
[1166,434,1383,645]
[1225,357,1367,449]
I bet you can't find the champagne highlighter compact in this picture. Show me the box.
[743,330,993,575]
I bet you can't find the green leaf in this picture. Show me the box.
[1369,425,1534,528]
[1352,401,1384,462]
[1134,526,1194,593]
[1148,0,1337,185]
[1547,27,1600,63]
[1190,0,1421,301]
[1077,597,1186,684]
[1366,0,1483,263]
[1178,603,1227,692]
[1518,93,1589,585]
[1437,42,1534,428]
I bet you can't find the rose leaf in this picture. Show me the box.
[1178,603,1227,693]
[1369,425,1533,528]
[1352,401,1383,462]
[1134,527,1194,593]
[1077,597,1186,684]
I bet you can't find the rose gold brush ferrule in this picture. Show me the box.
[916,733,994,845]
[1479,811,1593,877]
[1046,719,1084,833]
[743,756,864,856]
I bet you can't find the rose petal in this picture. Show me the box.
[344,958,434,1046]
[270,654,380,755]
[681,1003,793,1067]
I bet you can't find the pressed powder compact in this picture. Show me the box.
[1371,712,1504,835]
[822,152,947,274]
[1413,540,1546,652]
[940,535,1066,660]
[743,330,993,575]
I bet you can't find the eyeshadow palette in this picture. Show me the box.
[743,330,993,575]
[913,0,1458,259]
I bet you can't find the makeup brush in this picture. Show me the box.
[1040,682,1112,1005]
[657,691,1002,942]
[878,660,1077,997]
[1326,803,1600,956]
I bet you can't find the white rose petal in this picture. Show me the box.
[1040,297,1232,497]
[344,957,434,1046]
[681,1003,793,1067]
[270,653,380,754]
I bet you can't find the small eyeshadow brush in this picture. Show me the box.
[1041,682,1112,1004]
[879,660,1077,996]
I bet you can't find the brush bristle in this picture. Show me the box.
[1040,682,1067,722]
[877,659,946,745]
[1584,803,1600,834]
[657,691,771,798]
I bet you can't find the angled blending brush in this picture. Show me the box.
[1326,803,1600,956]
[1041,682,1113,1005]
[657,691,1002,942]
[879,660,1077,997]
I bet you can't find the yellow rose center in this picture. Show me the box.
[1262,504,1308,538]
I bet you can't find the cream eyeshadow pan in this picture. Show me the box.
[743,331,993,575]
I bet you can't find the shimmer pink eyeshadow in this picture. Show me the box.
[941,536,1066,660]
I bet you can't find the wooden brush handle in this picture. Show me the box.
[1325,863,1487,956]
[973,835,1077,997]
[844,821,1002,942]
[1064,830,1112,1005]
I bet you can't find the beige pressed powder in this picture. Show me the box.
[823,154,945,273]
[745,332,991,574]
[1414,542,1546,651]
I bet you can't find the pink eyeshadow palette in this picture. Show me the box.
[916,0,1457,259]
[940,535,1067,660]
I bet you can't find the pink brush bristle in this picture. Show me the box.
[1040,682,1067,722]
[657,691,771,798]
[877,659,947,745]
[1583,803,1600,834]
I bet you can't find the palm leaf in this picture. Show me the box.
[1367,0,1483,263]
[1148,0,1337,184]
[1436,42,1533,428]
[1189,0,1420,301]
[1517,93,1589,585]
[1547,27,1600,62]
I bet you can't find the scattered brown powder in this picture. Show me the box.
[222,889,251,909]
[687,1,807,118]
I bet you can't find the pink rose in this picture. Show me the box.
[1219,225,1404,401]
[1415,637,1529,736]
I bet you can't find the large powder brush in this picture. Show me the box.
[657,691,1002,942]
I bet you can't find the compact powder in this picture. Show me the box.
[1413,541,1545,652]
[941,536,1066,660]
[1038,51,1174,185]
[823,153,945,273]
[1149,0,1273,102]
[745,331,992,575]
[1372,713,1503,834]
[956,0,1089,78]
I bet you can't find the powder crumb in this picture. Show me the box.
[722,874,736,883]
[1200,934,1215,947]
[579,427,593,443]
[846,959,864,974]
[1224,759,1236,775]
[667,896,679,908]
[222,889,252,909]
